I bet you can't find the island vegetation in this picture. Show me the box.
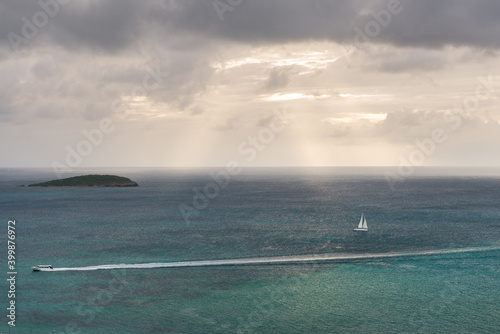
[29,175,138,187]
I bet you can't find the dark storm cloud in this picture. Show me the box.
[49,0,147,52]
[177,0,500,49]
[380,1,500,49]
[202,0,500,49]
[1,0,148,52]
[3,0,500,54]
[159,0,358,44]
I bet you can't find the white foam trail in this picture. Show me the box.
[45,246,499,272]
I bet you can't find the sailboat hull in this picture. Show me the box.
[352,228,368,232]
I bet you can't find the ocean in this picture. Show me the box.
[1,167,499,333]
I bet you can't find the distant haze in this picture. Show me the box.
[1,0,500,168]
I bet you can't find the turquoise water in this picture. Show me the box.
[1,168,499,333]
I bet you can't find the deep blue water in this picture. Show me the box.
[1,167,499,333]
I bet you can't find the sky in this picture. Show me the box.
[1,0,500,169]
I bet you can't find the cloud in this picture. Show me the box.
[374,0,500,49]
[256,115,275,127]
[375,109,446,141]
[157,0,500,50]
[3,1,500,54]
[326,108,500,146]
[51,0,147,52]
[1,1,499,124]
[363,46,449,73]
[263,66,294,90]
[1,0,500,167]
[212,116,239,132]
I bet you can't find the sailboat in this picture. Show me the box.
[353,213,368,231]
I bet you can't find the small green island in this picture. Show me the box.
[29,174,139,187]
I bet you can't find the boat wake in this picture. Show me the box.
[45,246,499,272]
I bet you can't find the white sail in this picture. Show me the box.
[353,213,368,231]
[358,214,364,228]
